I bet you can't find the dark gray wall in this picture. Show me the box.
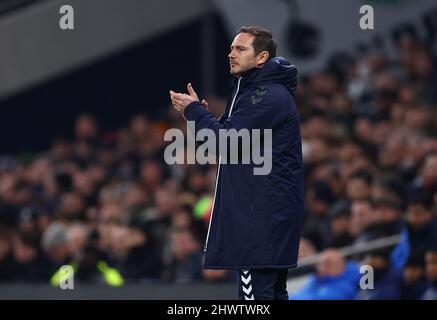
[0,0,206,99]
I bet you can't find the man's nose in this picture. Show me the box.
[228,50,235,59]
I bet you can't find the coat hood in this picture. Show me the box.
[239,56,298,94]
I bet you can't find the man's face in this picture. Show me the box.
[228,33,259,77]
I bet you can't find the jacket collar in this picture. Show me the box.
[232,67,261,90]
[231,57,298,95]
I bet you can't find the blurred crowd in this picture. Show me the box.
[292,30,437,300]
[1,29,437,299]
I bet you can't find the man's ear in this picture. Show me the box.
[257,51,269,67]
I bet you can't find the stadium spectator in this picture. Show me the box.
[356,249,402,300]
[399,255,428,300]
[291,249,360,300]
[422,247,437,300]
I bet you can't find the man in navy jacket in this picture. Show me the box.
[170,26,304,300]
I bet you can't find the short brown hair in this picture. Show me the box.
[237,26,277,59]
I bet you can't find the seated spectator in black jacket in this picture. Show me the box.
[400,255,428,299]
[356,249,402,300]
[422,247,437,300]
[164,227,203,283]
[303,180,336,250]
[327,200,354,248]
[405,195,437,261]
[12,230,53,282]
[372,195,403,236]
[117,225,163,280]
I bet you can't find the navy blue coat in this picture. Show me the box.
[184,57,304,269]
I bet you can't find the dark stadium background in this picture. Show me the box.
[1,0,437,301]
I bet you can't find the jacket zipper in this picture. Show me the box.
[204,77,242,252]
